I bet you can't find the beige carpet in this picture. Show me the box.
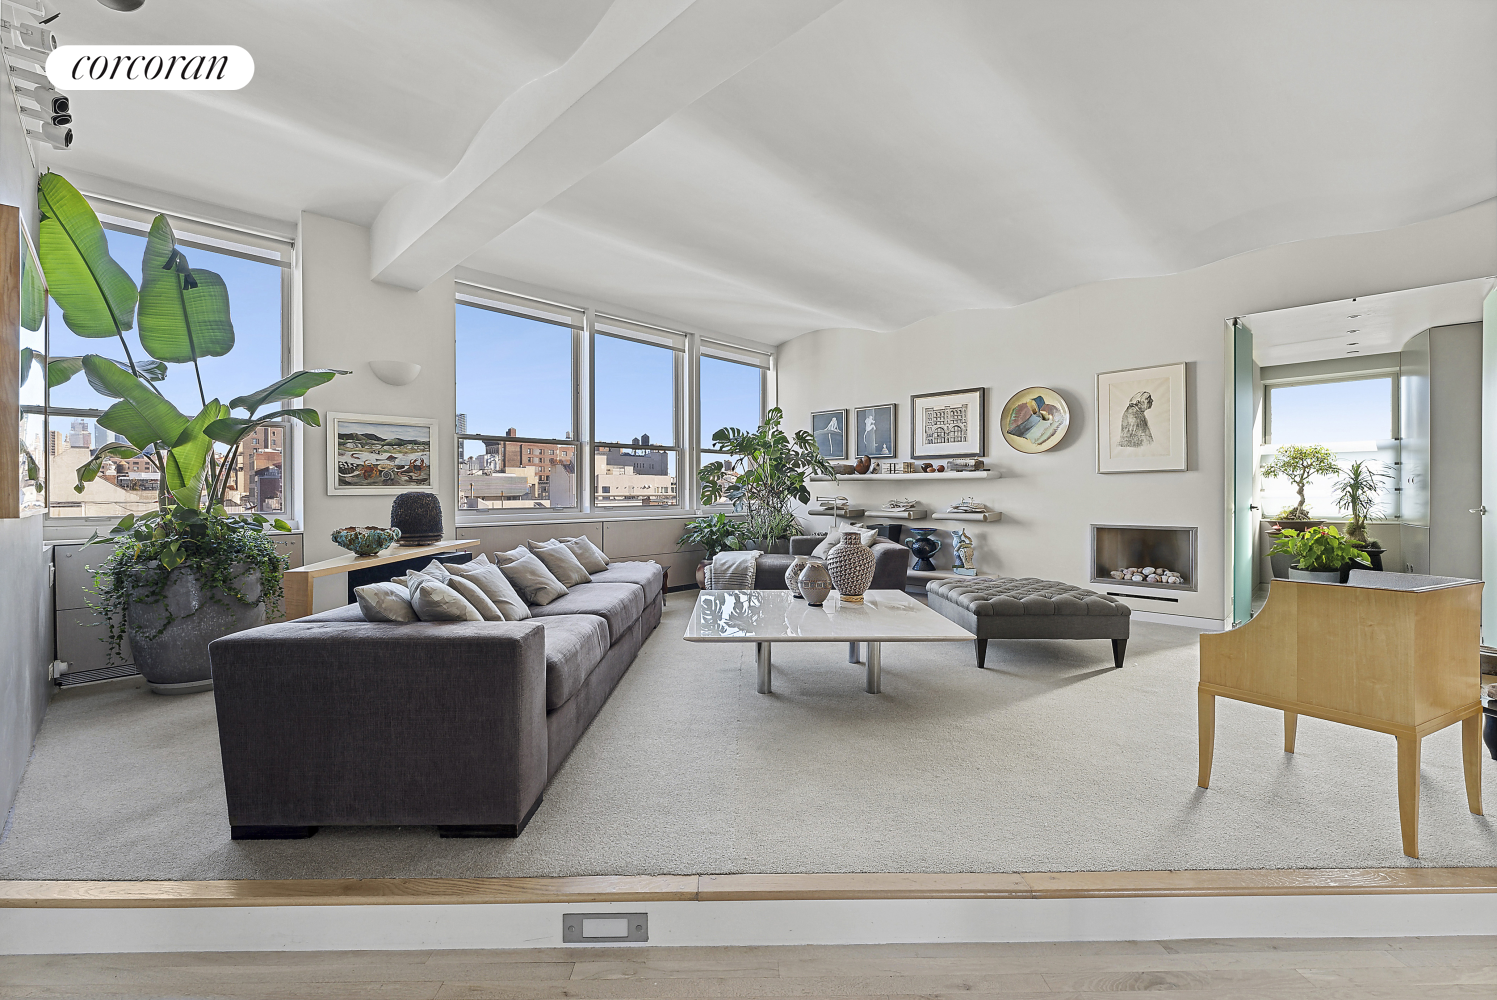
[1,597,1492,879]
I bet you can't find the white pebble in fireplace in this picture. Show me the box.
[1091,525,1198,592]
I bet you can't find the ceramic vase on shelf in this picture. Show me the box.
[825,531,876,602]
[797,560,833,607]
[784,555,809,598]
[905,528,940,572]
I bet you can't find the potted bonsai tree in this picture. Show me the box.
[1269,524,1366,583]
[699,406,833,553]
[1332,459,1389,570]
[1261,443,1341,528]
[678,511,747,588]
[36,172,346,693]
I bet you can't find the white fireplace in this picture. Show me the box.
[1090,524,1198,593]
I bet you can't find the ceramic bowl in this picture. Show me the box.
[331,525,402,556]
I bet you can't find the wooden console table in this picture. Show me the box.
[281,539,478,621]
[1198,572,1483,859]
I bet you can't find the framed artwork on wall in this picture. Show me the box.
[327,412,439,495]
[1001,386,1069,454]
[1096,362,1187,473]
[854,403,896,458]
[911,387,985,459]
[810,408,847,460]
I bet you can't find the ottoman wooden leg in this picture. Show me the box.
[975,638,988,668]
[1111,637,1127,668]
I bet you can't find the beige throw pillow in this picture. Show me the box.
[493,546,569,606]
[354,582,418,623]
[525,539,592,586]
[445,575,504,621]
[560,535,609,573]
[445,554,531,621]
[406,570,483,622]
[811,527,879,560]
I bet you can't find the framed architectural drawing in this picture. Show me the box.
[810,408,847,460]
[911,387,985,459]
[327,412,439,495]
[854,403,896,458]
[1096,363,1187,473]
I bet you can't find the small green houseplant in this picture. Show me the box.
[678,511,748,588]
[1269,525,1366,582]
[1332,459,1388,545]
[699,406,833,551]
[35,172,346,692]
[1261,444,1341,523]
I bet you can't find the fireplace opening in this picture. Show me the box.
[1091,524,1198,592]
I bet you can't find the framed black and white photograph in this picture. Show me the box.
[1096,363,1187,473]
[810,408,847,460]
[854,403,896,458]
[911,387,985,459]
[327,412,439,495]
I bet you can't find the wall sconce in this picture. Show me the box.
[369,360,421,386]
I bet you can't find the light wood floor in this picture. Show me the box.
[2,937,1494,998]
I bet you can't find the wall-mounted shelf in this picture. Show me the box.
[932,512,1001,522]
[809,471,995,481]
[806,508,865,517]
[865,509,928,520]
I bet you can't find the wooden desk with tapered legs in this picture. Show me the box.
[1198,573,1483,859]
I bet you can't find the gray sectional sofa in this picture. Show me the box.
[209,559,664,840]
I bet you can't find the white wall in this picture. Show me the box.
[296,213,457,610]
[776,201,1497,622]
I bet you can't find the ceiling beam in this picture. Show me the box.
[369,0,841,290]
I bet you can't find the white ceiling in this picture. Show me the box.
[27,0,1497,344]
[1245,276,1496,368]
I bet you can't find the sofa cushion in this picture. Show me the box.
[351,584,416,622]
[407,571,483,622]
[494,546,569,606]
[525,539,593,587]
[534,614,611,710]
[587,560,663,603]
[561,535,610,573]
[526,582,645,645]
[444,554,530,621]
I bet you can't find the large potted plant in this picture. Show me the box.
[677,511,747,588]
[699,406,833,552]
[1332,459,1388,570]
[36,173,345,693]
[1261,443,1341,528]
[1269,525,1366,583]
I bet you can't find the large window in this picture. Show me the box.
[1260,375,1397,518]
[698,353,765,503]
[592,320,681,509]
[28,202,290,519]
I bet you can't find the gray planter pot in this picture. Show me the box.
[1287,565,1341,584]
[128,564,266,695]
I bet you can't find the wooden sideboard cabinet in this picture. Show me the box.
[1198,571,1483,858]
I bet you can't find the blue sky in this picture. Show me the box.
[1270,377,1393,444]
[46,228,284,419]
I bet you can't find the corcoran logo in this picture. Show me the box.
[45,45,253,90]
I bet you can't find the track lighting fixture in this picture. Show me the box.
[26,120,70,148]
[3,1,76,149]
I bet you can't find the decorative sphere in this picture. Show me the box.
[390,491,443,546]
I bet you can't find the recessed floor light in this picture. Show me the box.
[1347,350,1361,354]
[1347,341,1359,346]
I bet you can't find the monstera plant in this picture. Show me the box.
[699,407,833,551]
[34,172,347,693]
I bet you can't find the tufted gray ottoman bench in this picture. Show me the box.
[926,577,1131,669]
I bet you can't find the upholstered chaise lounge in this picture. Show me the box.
[926,576,1131,669]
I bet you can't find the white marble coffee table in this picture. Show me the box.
[683,589,975,694]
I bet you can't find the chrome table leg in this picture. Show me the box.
[848,641,861,663]
[756,641,772,694]
[865,641,881,694]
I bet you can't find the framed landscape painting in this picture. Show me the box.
[1096,363,1187,473]
[327,412,439,495]
[911,387,985,459]
[810,408,847,460]
[854,403,896,458]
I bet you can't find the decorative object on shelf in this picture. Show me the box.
[946,497,987,514]
[331,525,402,556]
[948,458,985,471]
[1109,566,1185,585]
[797,559,833,606]
[813,495,856,514]
[882,460,920,474]
[911,386,985,459]
[830,462,856,475]
[825,530,876,602]
[854,403,896,458]
[369,360,421,386]
[883,498,921,512]
[905,527,941,571]
[785,555,810,598]
[854,455,872,475]
[390,491,443,546]
[1001,386,1070,454]
[810,408,848,460]
[1269,524,1366,583]
[951,527,977,576]
[327,412,438,495]
[1097,362,1187,473]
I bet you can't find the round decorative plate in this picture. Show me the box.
[1001,386,1070,454]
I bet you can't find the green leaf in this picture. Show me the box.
[72,441,142,494]
[229,370,347,414]
[84,357,168,398]
[137,215,235,363]
[20,245,44,332]
[98,400,159,453]
[84,355,189,449]
[36,173,138,338]
[46,356,84,388]
[164,400,228,510]
[204,407,318,446]
[272,518,292,532]
[20,439,40,484]
[19,347,37,387]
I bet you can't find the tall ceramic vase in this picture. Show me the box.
[825,532,876,603]
[784,555,809,597]
[797,560,833,607]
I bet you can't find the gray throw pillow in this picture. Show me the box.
[560,535,609,573]
[445,554,531,621]
[525,539,592,586]
[406,571,483,622]
[445,575,504,621]
[354,582,417,623]
[418,559,453,583]
[493,546,569,606]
